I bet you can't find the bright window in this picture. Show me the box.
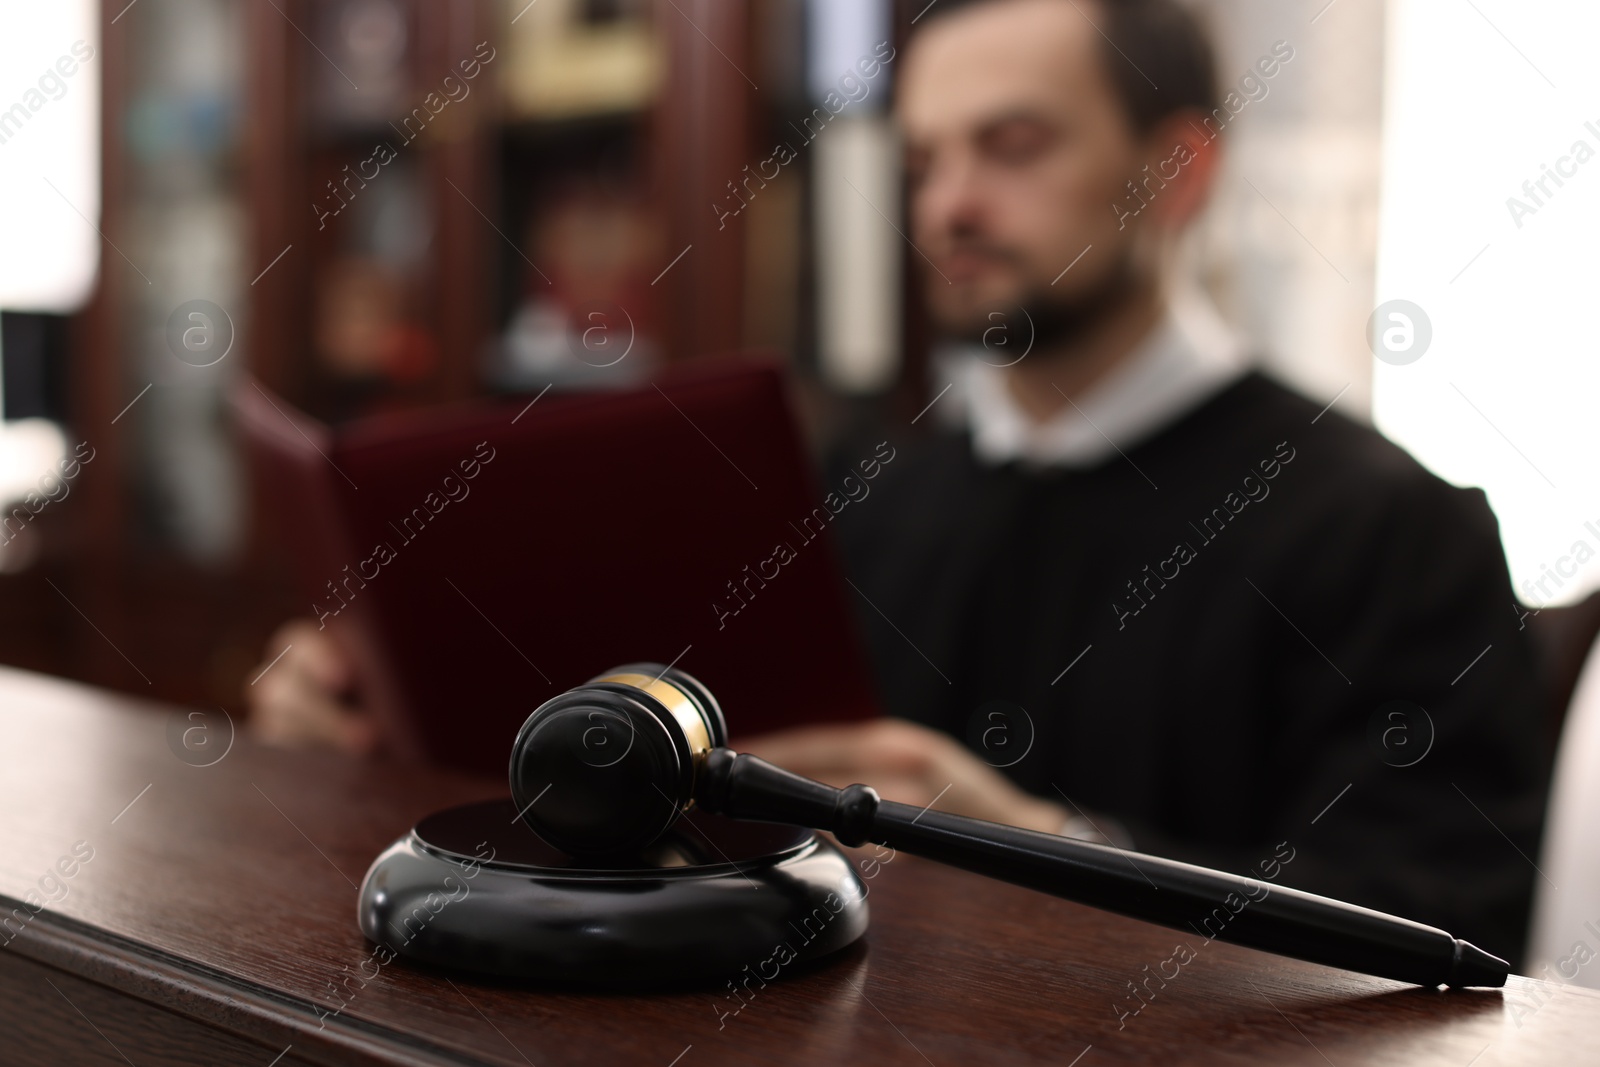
[0,2,101,312]
[1375,0,1600,607]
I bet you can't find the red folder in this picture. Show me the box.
[234,359,880,776]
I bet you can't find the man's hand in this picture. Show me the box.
[246,619,382,756]
[734,718,1068,834]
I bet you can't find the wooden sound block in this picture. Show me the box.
[357,799,869,988]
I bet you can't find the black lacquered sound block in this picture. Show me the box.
[357,799,870,988]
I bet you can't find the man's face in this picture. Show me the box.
[898,0,1151,345]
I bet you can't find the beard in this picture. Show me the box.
[931,242,1141,359]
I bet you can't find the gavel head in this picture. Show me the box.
[508,663,728,856]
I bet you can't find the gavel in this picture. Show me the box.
[508,662,1509,988]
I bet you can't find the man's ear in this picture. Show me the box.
[1143,110,1221,231]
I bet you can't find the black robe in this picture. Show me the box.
[832,371,1553,965]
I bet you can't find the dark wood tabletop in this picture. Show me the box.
[2,665,1596,1066]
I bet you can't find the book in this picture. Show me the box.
[234,357,879,776]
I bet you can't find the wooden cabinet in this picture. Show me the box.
[32,0,764,708]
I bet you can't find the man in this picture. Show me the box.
[251,0,1550,963]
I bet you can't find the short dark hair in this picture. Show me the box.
[910,0,1219,136]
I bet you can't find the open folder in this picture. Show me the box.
[234,359,880,776]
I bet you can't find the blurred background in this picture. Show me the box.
[0,0,1595,710]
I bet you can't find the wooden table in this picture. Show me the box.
[2,666,1596,1066]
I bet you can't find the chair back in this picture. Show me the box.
[1525,589,1600,984]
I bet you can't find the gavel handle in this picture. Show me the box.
[698,749,1506,988]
